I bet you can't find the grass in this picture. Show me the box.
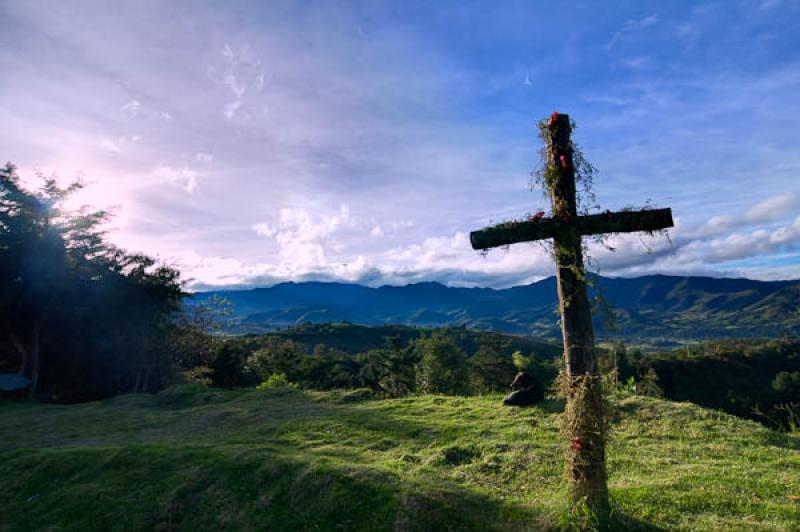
[1,386,798,531]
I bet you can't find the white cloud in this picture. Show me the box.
[177,189,800,289]
[727,260,800,281]
[697,215,735,237]
[99,135,141,154]
[744,192,799,223]
[686,192,799,240]
[195,152,213,163]
[101,138,121,153]
[252,204,356,269]
[177,199,800,288]
[224,101,241,120]
[606,14,658,50]
[211,43,266,121]
[701,216,800,263]
[381,231,554,287]
[119,100,141,118]
[619,56,650,70]
[390,220,414,231]
[175,251,251,286]
[419,198,800,286]
[152,163,199,194]
[119,99,171,124]
[252,223,275,237]
[177,249,380,290]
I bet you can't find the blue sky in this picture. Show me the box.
[2,0,799,288]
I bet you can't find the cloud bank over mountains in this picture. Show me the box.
[1,1,798,289]
[182,190,800,290]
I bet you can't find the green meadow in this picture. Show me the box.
[1,386,798,531]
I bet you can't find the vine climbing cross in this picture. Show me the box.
[470,112,673,512]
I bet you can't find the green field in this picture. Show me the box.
[1,386,798,531]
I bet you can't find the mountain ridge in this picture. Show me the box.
[192,274,800,341]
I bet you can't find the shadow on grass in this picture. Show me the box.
[0,444,565,531]
[492,397,564,415]
[1,443,668,532]
[534,398,566,414]
[602,510,666,531]
[758,429,800,450]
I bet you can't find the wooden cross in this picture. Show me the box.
[470,112,673,511]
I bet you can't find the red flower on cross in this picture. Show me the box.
[548,112,559,128]
[571,437,583,451]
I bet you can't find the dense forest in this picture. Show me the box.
[177,325,799,429]
[182,322,562,396]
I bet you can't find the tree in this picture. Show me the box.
[469,342,516,394]
[169,295,240,388]
[414,334,469,395]
[245,337,305,384]
[772,371,800,398]
[356,349,391,393]
[1,163,73,397]
[379,336,418,397]
[0,163,184,400]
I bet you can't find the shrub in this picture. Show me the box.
[772,371,800,396]
[256,373,299,390]
[182,366,214,387]
[636,368,664,398]
[512,350,533,371]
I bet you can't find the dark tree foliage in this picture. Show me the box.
[414,333,470,395]
[208,342,255,388]
[468,337,519,394]
[245,337,306,385]
[772,370,800,398]
[604,338,800,430]
[376,336,419,397]
[352,340,419,396]
[0,163,185,401]
[202,325,555,398]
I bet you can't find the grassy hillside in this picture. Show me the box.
[1,387,798,531]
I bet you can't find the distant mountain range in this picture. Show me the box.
[193,275,800,343]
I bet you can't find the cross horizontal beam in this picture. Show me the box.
[470,207,673,250]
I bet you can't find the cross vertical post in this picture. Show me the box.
[547,113,608,511]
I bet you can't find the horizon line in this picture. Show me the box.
[189,272,798,294]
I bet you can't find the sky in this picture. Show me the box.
[2,0,799,289]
